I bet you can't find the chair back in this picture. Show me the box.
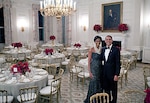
[143,66,150,89]
[123,90,145,103]
[19,86,38,103]
[50,77,61,94]
[46,64,57,76]
[57,68,64,77]
[0,90,8,103]
[90,93,109,103]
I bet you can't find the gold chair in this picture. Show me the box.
[69,64,82,82]
[48,68,64,86]
[77,66,90,87]
[37,58,48,69]
[0,90,14,103]
[90,93,109,103]
[123,90,145,103]
[143,66,150,89]
[123,61,131,85]
[72,49,81,62]
[46,64,57,80]
[51,58,62,68]
[17,86,38,103]
[39,77,61,103]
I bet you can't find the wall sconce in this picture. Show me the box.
[17,18,28,32]
[83,26,86,31]
[21,27,25,32]
[79,15,88,31]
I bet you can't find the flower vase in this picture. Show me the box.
[48,53,51,57]
[17,47,20,51]
[52,40,54,45]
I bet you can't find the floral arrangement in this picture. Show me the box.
[50,35,56,40]
[144,88,150,103]
[74,43,81,48]
[44,48,53,55]
[93,24,102,32]
[11,42,22,48]
[118,24,128,32]
[11,62,30,74]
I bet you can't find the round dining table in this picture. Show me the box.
[66,47,89,55]
[0,67,48,102]
[34,52,65,64]
[41,42,64,50]
[2,47,31,59]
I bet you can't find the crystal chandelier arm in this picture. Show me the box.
[40,0,76,20]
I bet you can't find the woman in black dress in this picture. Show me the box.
[84,36,103,103]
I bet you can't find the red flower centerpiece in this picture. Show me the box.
[50,35,56,40]
[11,62,30,75]
[93,24,102,32]
[44,48,53,55]
[50,35,56,45]
[11,42,22,48]
[118,24,128,32]
[74,43,81,48]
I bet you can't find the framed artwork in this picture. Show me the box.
[101,2,123,32]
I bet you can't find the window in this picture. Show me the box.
[0,8,5,43]
[38,11,44,41]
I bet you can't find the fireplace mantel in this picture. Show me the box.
[99,34,127,50]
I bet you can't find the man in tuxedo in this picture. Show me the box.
[101,35,121,103]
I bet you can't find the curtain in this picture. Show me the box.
[2,0,12,45]
[32,4,39,42]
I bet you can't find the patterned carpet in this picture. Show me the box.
[60,62,150,103]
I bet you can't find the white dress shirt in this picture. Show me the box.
[105,44,112,61]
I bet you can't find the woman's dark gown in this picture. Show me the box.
[84,52,102,103]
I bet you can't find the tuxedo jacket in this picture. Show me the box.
[101,45,121,80]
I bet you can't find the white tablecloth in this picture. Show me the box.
[0,58,5,63]
[0,68,48,102]
[34,52,65,64]
[3,48,31,58]
[66,47,89,55]
[121,50,132,58]
[41,42,63,50]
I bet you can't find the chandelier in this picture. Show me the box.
[40,0,76,20]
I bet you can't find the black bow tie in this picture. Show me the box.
[106,46,110,49]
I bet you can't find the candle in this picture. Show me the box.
[40,1,43,9]
[74,2,76,10]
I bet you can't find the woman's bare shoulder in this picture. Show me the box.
[89,47,94,53]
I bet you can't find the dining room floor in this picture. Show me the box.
[58,62,150,103]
